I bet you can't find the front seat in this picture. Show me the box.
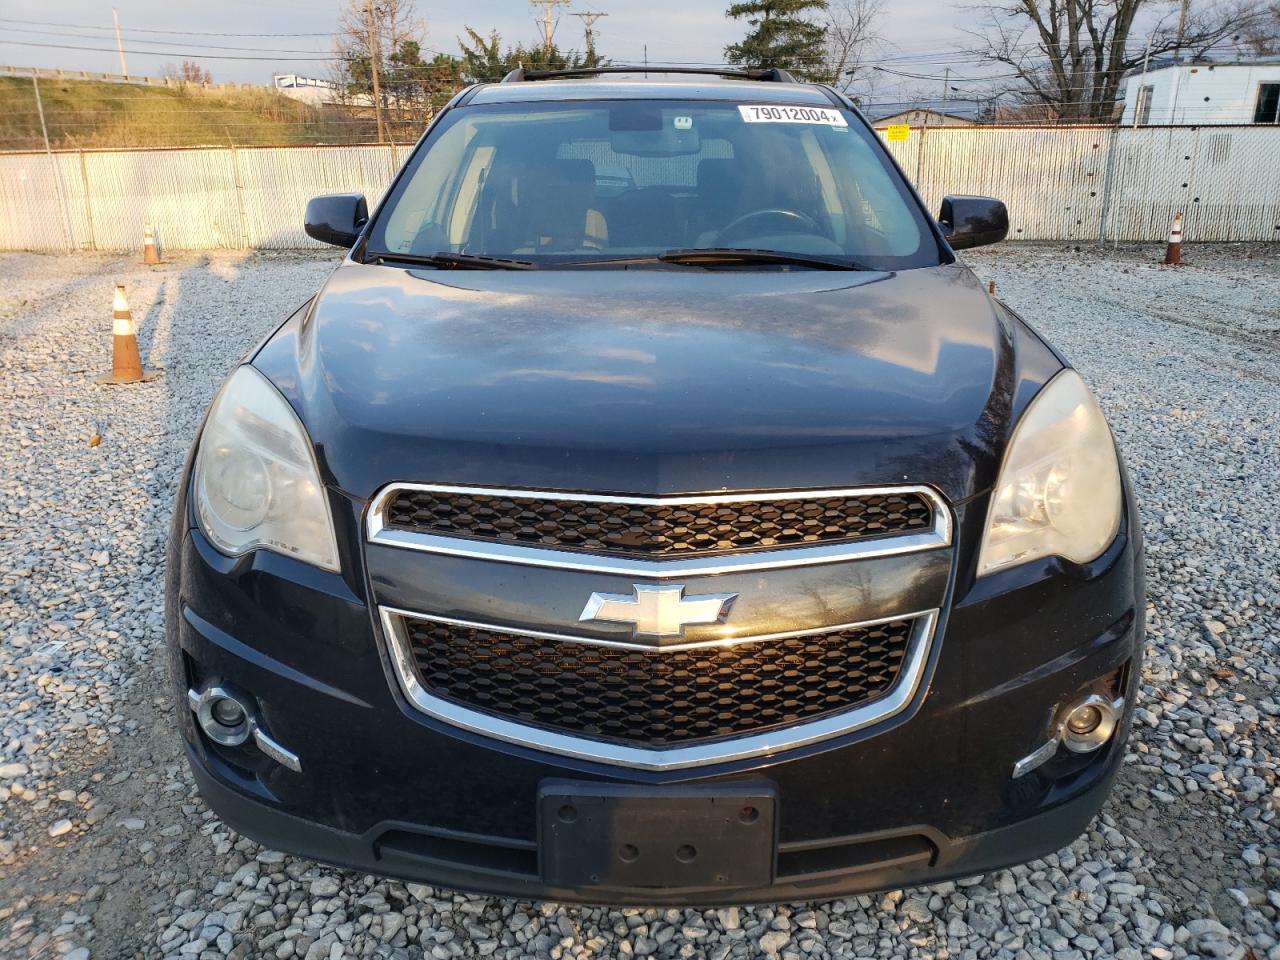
[513,159,602,253]
[692,158,745,246]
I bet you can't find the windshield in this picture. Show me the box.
[367,99,941,270]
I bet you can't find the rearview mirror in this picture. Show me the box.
[305,193,369,248]
[938,195,1008,250]
[610,127,702,158]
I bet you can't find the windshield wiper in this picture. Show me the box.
[370,251,538,271]
[371,249,869,271]
[657,248,871,271]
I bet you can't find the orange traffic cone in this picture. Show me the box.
[96,284,161,385]
[142,224,161,265]
[1162,212,1183,266]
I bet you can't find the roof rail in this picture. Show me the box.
[500,65,798,84]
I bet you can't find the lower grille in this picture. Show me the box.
[399,615,915,748]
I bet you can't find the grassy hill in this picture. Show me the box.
[0,77,370,150]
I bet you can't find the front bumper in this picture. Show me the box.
[185,736,1121,905]
[166,487,1144,905]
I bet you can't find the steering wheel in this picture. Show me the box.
[716,208,822,245]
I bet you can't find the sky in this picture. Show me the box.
[0,0,980,104]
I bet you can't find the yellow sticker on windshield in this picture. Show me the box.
[738,104,848,126]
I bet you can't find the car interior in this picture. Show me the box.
[381,103,925,262]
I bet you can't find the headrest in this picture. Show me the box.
[697,158,740,189]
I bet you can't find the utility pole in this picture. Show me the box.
[365,0,386,144]
[1176,0,1190,52]
[572,11,608,61]
[531,0,571,57]
[112,8,128,76]
[942,66,950,102]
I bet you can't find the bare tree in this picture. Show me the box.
[973,0,1270,122]
[332,0,442,136]
[1239,1,1280,51]
[820,0,884,94]
[162,61,214,86]
[181,62,214,85]
[334,0,425,76]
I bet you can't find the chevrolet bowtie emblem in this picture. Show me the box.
[579,584,738,641]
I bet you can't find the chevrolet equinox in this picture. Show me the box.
[166,66,1144,905]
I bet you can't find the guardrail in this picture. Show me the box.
[0,63,246,91]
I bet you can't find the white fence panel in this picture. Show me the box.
[234,144,401,248]
[82,149,242,250]
[0,152,84,250]
[1,128,1277,252]
[1103,126,1280,241]
[911,126,1115,242]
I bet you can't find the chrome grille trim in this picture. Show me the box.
[366,483,951,576]
[380,606,939,771]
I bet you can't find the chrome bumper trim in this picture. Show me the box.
[379,607,939,772]
[365,483,951,576]
[1012,739,1059,779]
[252,727,303,773]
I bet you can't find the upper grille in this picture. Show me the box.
[400,616,915,747]
[382,489,933,559]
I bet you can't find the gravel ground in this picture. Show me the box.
[1,242,1278,960]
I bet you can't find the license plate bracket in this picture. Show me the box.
[538,780,777,889]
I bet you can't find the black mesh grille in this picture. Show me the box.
[383,489,933,559]
[401,617,915,747]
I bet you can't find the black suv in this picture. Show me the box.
[166,67,1144,905]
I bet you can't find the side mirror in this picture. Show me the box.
[304,193,369,248]
[938,195,1008,250]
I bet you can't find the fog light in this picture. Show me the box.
[211,698,246,727]
[186,684,303,772]
[1066,705,1102,735]
[189,686,252,747]
[1059,694,1121,753]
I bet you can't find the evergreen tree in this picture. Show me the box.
[724,0,829,80]
[458,28,602,84]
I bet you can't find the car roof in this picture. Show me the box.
[468,76,837,106]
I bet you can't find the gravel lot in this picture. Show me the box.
[1,243,1278,960]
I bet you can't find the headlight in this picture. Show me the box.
[977,369,1122,576]
[194,366,340,572]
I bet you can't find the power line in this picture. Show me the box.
[0,39,340,61]
[873,65,1023,82]
[2,27,334,55]
[0,16,332,37]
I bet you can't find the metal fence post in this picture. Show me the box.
[1110,128,1132,248]
[1185,126,1202,242]
[228,143,250,249]
[78,150,96,250]
[914,122,928,190]
[1097,127,1120,243]
[31,72,75,251]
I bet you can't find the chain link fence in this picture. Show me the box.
[1,126,1277,252]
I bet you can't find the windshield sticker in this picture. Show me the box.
[738,104,848,126]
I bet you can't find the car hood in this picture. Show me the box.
[253,260,1060,503]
